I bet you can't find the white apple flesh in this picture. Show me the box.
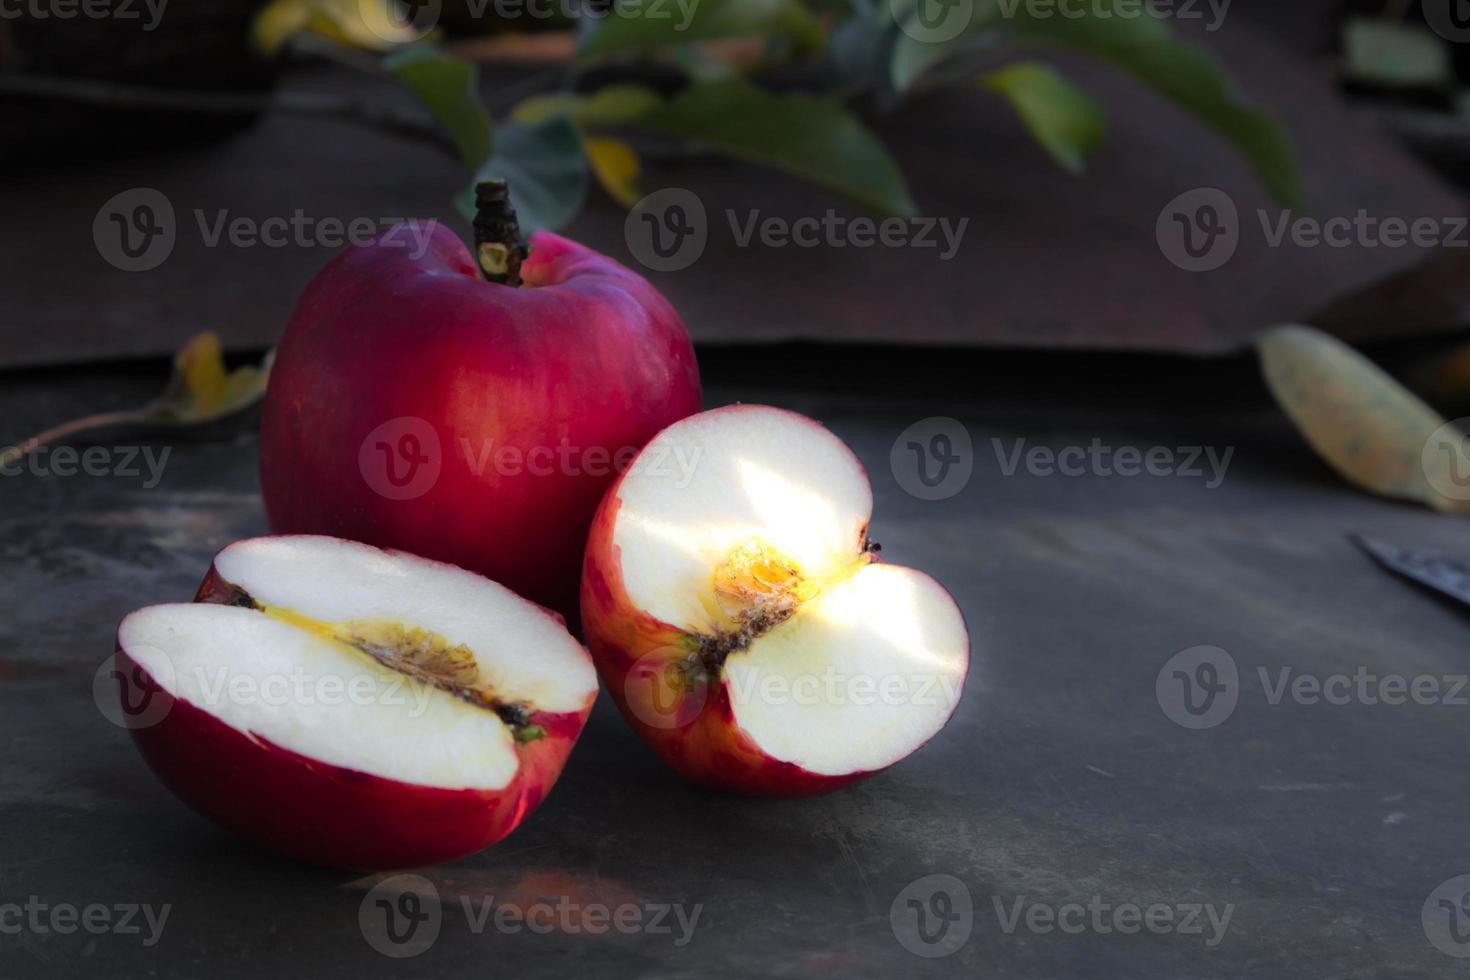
[581,405,970,796]
[115,535,599,870]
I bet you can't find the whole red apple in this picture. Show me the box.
[581,405,970,796]
[116,535,599,871]
[260,183,700,616]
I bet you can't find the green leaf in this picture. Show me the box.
[828,8,895,91]
[888,0,1300,205]
[980,61,1105,173]
[640,78,917,215]
[886,0,990,90]
[508,88,658,212]
[386,48,493,171]
[458,116,589,234]
[1342,17,1451,89]
[1258,324,1469,513]
[510,84,663,127]
[890,32,952,91]
[578,0,825,58]
[1002,4,1301,205]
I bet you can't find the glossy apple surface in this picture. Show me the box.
[581,405,970,796]
[117,535,599,870]
[260,224,701,617]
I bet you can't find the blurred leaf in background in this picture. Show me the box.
[461,117,590,233]
[640,78,918,216]
[578,0,826,58]
[1341,16,1452,90]
[979,61,1106,174]
[0,333,272,468]
[1258,325,1469,514]
[254,0,432,54]
[386,47,494,170]
[268,0,1302,230]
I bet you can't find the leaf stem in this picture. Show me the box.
[0,410,145,468]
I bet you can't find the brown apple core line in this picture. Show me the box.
[688,535,878,681]
[215,584,544,743]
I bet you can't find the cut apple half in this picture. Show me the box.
[582,405,970,796]
[116,535,598,870]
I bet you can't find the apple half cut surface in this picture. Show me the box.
[582,405,970,796]
[115,535,598,870]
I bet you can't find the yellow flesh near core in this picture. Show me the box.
[259,605,497,712]
[699,540,872,654]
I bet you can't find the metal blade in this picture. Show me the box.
[1350,533,1470,609]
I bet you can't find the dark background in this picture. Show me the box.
[4,1,1470,976]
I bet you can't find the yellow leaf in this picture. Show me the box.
[585,137,642,207]
[0,332,272,468]
[1257,324,1469,513]
[253,0,431,55]
[163,332,274,423]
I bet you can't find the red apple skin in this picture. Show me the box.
[260,224,701,618]
[582,493,870,798]
[118,647,590,871]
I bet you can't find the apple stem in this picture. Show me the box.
[473,179,528,287]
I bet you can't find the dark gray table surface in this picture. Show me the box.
[3,348,1467,978]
